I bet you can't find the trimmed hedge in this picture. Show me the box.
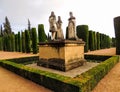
[74,56,119,92]
[114,16,120,54]
[0,60,79,92]
[85,54,112,61]
[25,30,31,53]
[38,24,47,42]
[31,28,38,54]
[6,56,39,64]
[0,56,119,92]
[77,25,89,52]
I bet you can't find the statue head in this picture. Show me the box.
[58,16,61,20]
[58,16,62,23]
[51,11,55,16]
[69,12,73,17]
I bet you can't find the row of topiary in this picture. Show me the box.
[0,56,119,92]
[76,25,114,52]
[0,24,47,54]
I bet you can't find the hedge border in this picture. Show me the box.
[0,56,119,92]
[6,56,39,64]
[85,54,112,61]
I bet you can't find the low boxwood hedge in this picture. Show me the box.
[6,56,39,64]
[85,54,112,61]
[0,60,80,92]
[0,56,119,92]
[73,56,119,92]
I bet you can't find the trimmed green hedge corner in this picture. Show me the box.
[73,56,119,92]
[0,56,119,92]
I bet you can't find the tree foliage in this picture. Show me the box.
[38,24,47,42]
[31,28,38,54]
[25,30,31,53]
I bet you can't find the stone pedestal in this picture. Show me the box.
[37,40,85,71]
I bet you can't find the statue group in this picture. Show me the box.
[49,11,78,40]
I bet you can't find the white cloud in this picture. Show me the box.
[0,0,120,37]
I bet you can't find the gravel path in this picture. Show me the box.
[85,48,116,56]
[0,51,38,60]
[92,62,120,92]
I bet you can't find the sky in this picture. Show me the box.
[0,0,120,37]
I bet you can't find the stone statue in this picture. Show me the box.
[49,11,57,40]
[67,12,78,40]
[56,16,64,39]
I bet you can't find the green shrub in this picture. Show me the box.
[85,54,112,61]
[112,37,116,47]
[0,37,3,51]
[93,31,97,50]
[15,34,18,51]
[38,24,47,42]
[89,30,94,51]
[31,28,38,54]
[21,31,26,53]
[18,31,22,52]
[77,25,89,52]
[75,56,119,92]
[114,16,120,54]
[0,60,77,92]
[25,30,31,53]
[96,32,100,50]
[11,34,15,51]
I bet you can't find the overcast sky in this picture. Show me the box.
[0,0,120,37]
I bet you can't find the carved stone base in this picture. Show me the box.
[37,58,86,71]
[38,40,85,71]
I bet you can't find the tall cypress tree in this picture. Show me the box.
[93,31,97,50]
[21,31,26,53]
[77,25,89,52]
[3,16,12,34]
[112,37,116,47]
[31,28,38,54]
[96,32,100,50]
[15,34,18,51]
[89,30,94,51]
[11,34,15,52]
[0,37,3,51]
[38,24,47,42]
[18,32,22,52]
[25,30,31,53]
